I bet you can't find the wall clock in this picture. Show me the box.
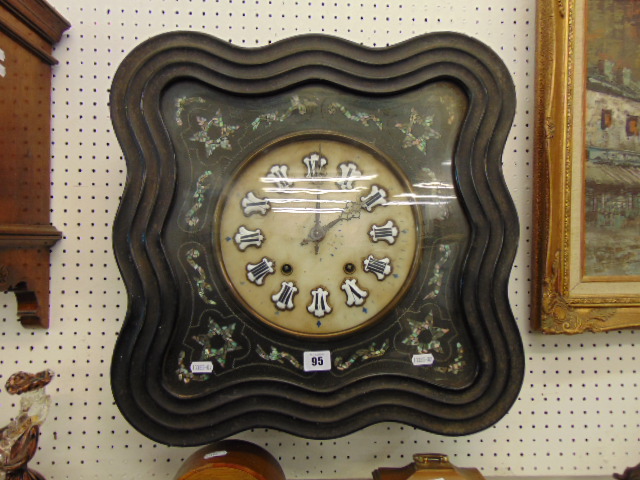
[110,31,524,445]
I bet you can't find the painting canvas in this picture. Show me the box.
[584,0,640,278]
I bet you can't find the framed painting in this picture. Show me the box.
[534,0,640,333]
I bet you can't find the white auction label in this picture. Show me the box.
[411,353,435,366]
[303,350,331,371]
[190,361,214,373]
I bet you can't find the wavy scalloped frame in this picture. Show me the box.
[109,32,523,446]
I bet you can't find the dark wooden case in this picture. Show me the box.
[0,0,69,327]
[109,31,524,445]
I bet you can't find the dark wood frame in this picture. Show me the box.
[110,31,523,445]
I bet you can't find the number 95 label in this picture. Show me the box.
[303,351,331,372]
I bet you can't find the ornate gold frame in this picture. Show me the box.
[533,0,640,333]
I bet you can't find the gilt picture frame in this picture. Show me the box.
[533,0,640,333]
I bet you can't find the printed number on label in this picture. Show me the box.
[190,361,214,373]
[303,351,331,372]
[411,353,435,366]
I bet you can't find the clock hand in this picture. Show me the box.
[301,201,362,251]
[313,194,321,228]
[312,194,322,255]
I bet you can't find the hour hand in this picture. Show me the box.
[301,201,361,252]
[300,195,324,253]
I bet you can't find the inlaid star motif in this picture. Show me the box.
[192,319,242,367]
[395,108,441,154]
[190,111,240,156]
[402,311,449,354]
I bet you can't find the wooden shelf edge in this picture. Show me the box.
[0,0,70,44]
[0,224,62,248]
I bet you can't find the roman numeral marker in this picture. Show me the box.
[246,257,275,285]
[272,281,298,310]
[234,226,264,250]
[369,220,399,244]
[363,255,392,280]
[360,185,387,212]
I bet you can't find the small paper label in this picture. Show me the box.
[204,450,227,460]
[303,351,331,372]
[0,48,5,78]
[411,353,435,366]
[190,361,214,373]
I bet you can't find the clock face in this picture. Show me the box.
[217,134,421,337]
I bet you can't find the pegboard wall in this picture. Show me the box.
[0,0,638,479]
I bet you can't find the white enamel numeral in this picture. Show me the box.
[341,278,368,307]
[266,164,293,189]
[360,185,387,212]
[303,152,327,178]
[272,281,298,310]
[234,226,264,250]
[369,220,399,244]
[336,162,361,190]
[363,255,392,280]
[241,191,270,216]
[308,287,332,318]
[246,257,275,285]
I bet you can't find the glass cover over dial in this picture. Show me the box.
[217,135,421,337]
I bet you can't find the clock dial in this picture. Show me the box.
[217,134,421,337]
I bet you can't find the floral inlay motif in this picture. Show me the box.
[251,95,318,130]
[185,170,212,228]
[327,102,383,129]
[256,345,302,369]
[186,248,217,305]
[177,351,208,384]
[395,108,441,154]
[192,319,242,367]
[402,312,466,375]
[190,111,240,156]
[334,341,389,371]
[175,96,205,125]
[433,342,465,375]
[424,244,451,300]
[403,310,449,354]
[176,319,243,384]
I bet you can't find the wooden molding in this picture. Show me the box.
[0,0,69,43]
[0,0,69,65]
[0,224,62,248]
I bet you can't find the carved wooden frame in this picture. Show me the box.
[110,31,524,445]
[533,0,640,333]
